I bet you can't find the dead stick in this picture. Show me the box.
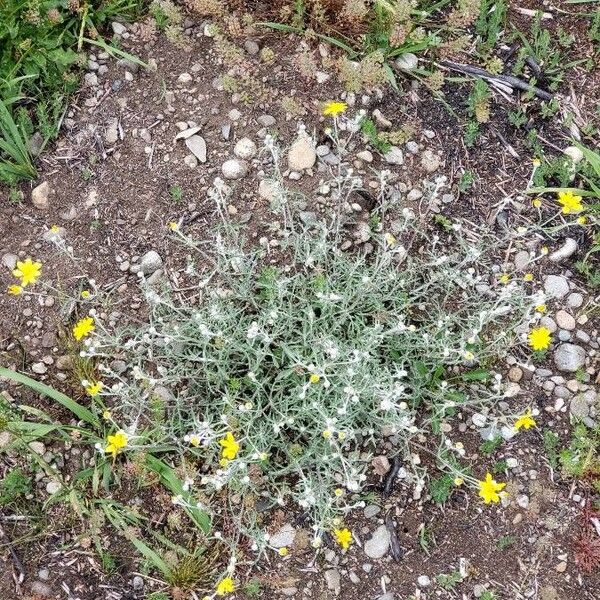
[439,60,554,101]
[0,522,25,584]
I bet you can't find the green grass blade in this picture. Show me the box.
[0,367,99,427]
[145,454,211,533]
[82,37,148,69]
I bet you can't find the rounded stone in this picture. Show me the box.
[554,343,586,372]
[363,525,390,559]
[555,310,576,331]
[544,275,570,299]
[221,159,248,180]
[234,137,257,159]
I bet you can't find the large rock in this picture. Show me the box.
[288,136,316,171]
[553,343,586,372]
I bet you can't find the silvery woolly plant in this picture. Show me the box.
[89,134,543,554]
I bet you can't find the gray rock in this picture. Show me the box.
[31,581,53,597]
[183,154,198,169]
[570,395,590,419]
[32,181,51,209]
[175,126,202,140]
[363,525,390,559]
[567,292,583,308]
[38,569,50,581]
[270,523,295,548]
[132,575,144,590]
[185,135,207,163]
[417,575,431,587]
[222,159,248,180]
[544,275,570,299]
[357,150,373,162]
[405,141,419,154]
[84,72,98,87]
[258,179,277,202]
[28,132,44,157]
[288,136,316,171]
[384,146,404,165]
[136,250,163,275]
[234,137,257,159]
[244,40,260,55]
[514,250,530,272]
[46,480,62,494]
[395,52,418,71]
[258,114,276,127]
[32,362,47,374]
[558,330,571,342]
[221,123,231,140]
[177,72,193,84]
[2,253,18,270]
[104,127,119,144]
[554,343,586,372]
[540,316,557,333]
[112,21,127,35]
[324,569,340,593]
[378,594,395,600]
[364,504,381,518]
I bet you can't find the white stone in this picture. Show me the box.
[222,159,248,180]
[32,181,51,209]
[185,135,207,163]
[288,136,316,171]
[234,137,257,159]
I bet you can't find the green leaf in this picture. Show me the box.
[461,368,491,381]
[0,367,99,427]
[82,37,148,69]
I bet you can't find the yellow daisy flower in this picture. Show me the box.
[322,100,347,117]
[557,190,583,214]
[73,316,95,341]
[85,381,103,396]
[528,326,552,351]
[13,258,42,286]
[105,431,128,457]
[7,284,23,295]
[219,432,240,460]
[477,473,506,504]
[333,527,353,550]
[514,409,536,431]
[216,577,235,596]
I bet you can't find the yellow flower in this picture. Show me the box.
[322,100,347,117]
[528,326,552,351]
[540,246,549,255]
[309,373,321,384]
[168,221,179,231]
[523,273,534,282]
[105,431,128,457]
[50,224,60,233]
[333,528,352,550]
[514,409,536,431]
[13,258,42,286]
[338,431,346,441]
[322,429,332,439]
[219,432,240,460]
[478,473,506,504]
[454,477,464,486]
[384,232,397,248]
[216,577,235,596]
[557,190,583,214]
[85,381,103,396]
[577,216,587,225]
[532,198,542,208]
[219,458,230,468]
[535,304,546,313]
[463,351,474,361]
[7,284,23,295]
[188,434,201,447]
[532,158,541,167]
[278,547,289,556]
[334,488,344,497]
[73,316,95,341]
[102,410,111,420]
[259,452,269,461]
[81,290,91,298]
[499,273,510,284]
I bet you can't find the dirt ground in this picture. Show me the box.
[1,3,599,600]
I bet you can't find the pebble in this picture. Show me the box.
[32,362,47,374]
[185,135,207,163]
[183,155,198,169]
[356,150,373,162]
[364,505,381,518]
[234,137,257,159]
[257,114,276,127]
[269,523,295,548]
[132,575,144,590]
[395,52,418,71]
[564,146,584,164]
[406,141,419,154]
[111,21,127,35]
[514,250,530,272]
[384,146,404,165]
[31,581,53,597]
[32,181,51,210]
[2,253,18,270]
[222,159,248,180]
[420,149,440,172]
[38,569,50,581]
[508,366,523,382]
[540,316,557,333]
[378,594,395,600]
[556,310,576,331]
[567,293,583,308]
[554,343,586,372]
[288,136,316,171]
[417,575,431,587]
[136,250,163,275]
[544,275,570,299]
[244,40,260,55]
[570,395,590,418]
[177,72,193,84]
[84,72,98,87]
[363,525,390,559]
[46,480,62,494]
[324,569,340,593]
